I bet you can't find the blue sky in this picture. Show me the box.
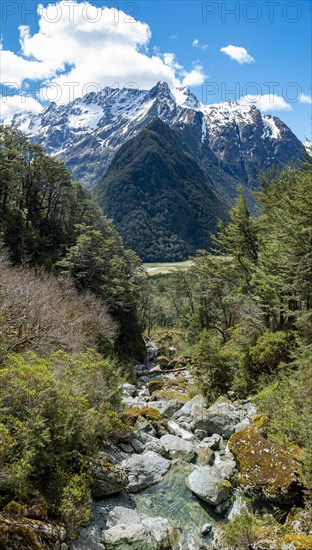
[1,0,311,141]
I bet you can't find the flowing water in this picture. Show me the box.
[133,460,223,549]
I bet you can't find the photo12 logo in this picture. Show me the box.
[1,80,141,107]
[202,2,303,23]
[202,81,306,106]
[1,1,140,24]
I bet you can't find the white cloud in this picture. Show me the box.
[0,46,59,87]
[163,52,183,72]
[182,65,206,87]
[192,38,208,50]
[0,0,206,113]
[239,94,292,112]
[299,93,312,105]
[0,95,43,123]
[220,45,255,64]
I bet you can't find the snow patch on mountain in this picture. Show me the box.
[67,102,103,131]
[262,116,281,140]
[10,82,304,191]
[172,86,200,109]
[202,100,256,128]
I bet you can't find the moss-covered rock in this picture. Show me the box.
[228,426,302,506]
[3,496,49,521]
[147,380,165,395]
[167,379,187,389]
[89,458,128,498]
[0,514,66,549]
[252,413,268,431]
[282,533,312,548]
[123,406,163,423]
[197,446,215,466]
[153,389,188,402]
[3,501,27,516]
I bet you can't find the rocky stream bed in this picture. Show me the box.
[0,342,306,549]
[71,342,260,549]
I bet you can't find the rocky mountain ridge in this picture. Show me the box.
[12,82,305,200]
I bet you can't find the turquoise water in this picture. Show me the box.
[133,460,223,549]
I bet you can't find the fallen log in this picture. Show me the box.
[137,366,189,376]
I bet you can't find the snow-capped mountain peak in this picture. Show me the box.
[11,81,304,193]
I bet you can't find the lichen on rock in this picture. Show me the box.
[123,406,163,423]
[228,426,302,505]
[0,514,66,549]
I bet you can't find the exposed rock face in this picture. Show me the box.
[228,426,302,505]
[12,82,304,198]
[199,434,222,451]
[135,432,168,457]
[174,394,207,420]
[160,434,195,462]
[147,400,184,418]
[102,516,180,550]
[191,398,246,438]
[122,452,171,492]
[196,442,215,466]
[90,459,128,499]
[105,506,141,529]
[213,449,236,480]
[186,466,232,506]
[167,420,195,441]
[0,514,66,549]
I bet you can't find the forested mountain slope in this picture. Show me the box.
[96,119,228,261]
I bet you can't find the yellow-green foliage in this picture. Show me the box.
[282,534,312,548]
[224,510,257,549]
[59,474,92,538]
[248,330,296,373]
[0,350,124,513]
[153,389,188,402]
[252,414,268,432]
[194,331,233,393]
[123,406,163,423]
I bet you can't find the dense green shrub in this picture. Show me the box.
[0,350,125,509]
[248,330,297,373]
[223,510,257,549]
[194,331,234,394]
[59,474,92,538]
